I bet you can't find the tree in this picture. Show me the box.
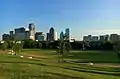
[23,39,38,48]
[56,39,65,62]
[1,41,8,51]
[113,42,120,58]
[12,41,23,55]
[64,40,71,54]
[56,37,71,62]
[36,41,42,48]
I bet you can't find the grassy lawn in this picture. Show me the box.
[0,49,120,79]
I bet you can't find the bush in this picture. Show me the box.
[1,41,8,51]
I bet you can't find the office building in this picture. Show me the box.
[92,36,99,41]
[29,23,36,40]
[49,27,55,41]
[65,28,70,40]
[25,31,30,39]
[46,33,50,41]
[60,31,64,40]
[83,35,92,42]
[14,27,26,40]
[55,31,58,40]
[35,32,45,41]
[2,34,10,41]
[110,34,119,41]
[9,31,14,36]
[99,35,109,41]
[83,35,98,42]
[9,31,14,40]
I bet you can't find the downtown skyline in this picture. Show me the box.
[1,0,120,40]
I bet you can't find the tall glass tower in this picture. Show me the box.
[65,28,70,40]
[60,31,64,40]
[49,27,55,41]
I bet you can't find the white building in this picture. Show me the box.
[29,23,36,40]
[54,31,58,40]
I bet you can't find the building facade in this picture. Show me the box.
[110,34,119,41]
[60,31,64,40]
[99,35,109,41]
[29,23,36,40]
[35,32,45,41]
[46,33,50,41]
[49,27,55,41]
[54,31,58,40]
[65,28,70,40]
[92,36,99,41]
[83,35,99,42]
[14,27,26,40]
[2,34,10,41]
[83,35,92,42]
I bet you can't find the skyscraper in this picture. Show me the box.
[65,28,70,40]
[14,27,26,40]
[46,33,50,41]
[49,27,55,41]
[9,31,14,40]
[60,31,64,40]
[29,23,35,40]
[55,31,58,40]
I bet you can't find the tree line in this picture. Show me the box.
[0,39,120,50]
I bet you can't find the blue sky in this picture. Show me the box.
[1,0,120,40]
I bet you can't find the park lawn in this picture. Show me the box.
[0,49,120,79]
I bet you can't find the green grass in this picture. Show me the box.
[0,49,120,79]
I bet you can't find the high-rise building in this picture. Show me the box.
[9,31,14,40]
[29,23,35,40]
[60,31,64,40]
[2,34,10,41]
[55,31,58,40]
[2,23,37,41]
[49,27,55,41]
[35,32,45,41]
[14,27,26,40]
[46,33,50,41]
[65,28,70,40]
